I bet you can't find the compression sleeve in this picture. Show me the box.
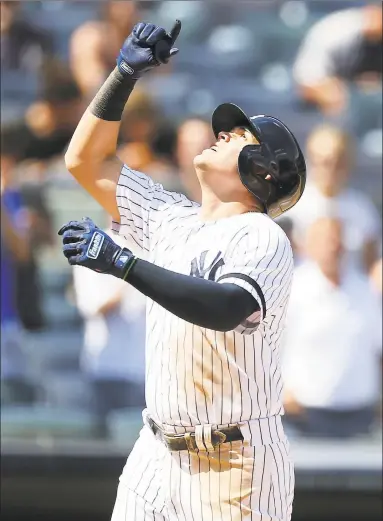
[127,259,259,331]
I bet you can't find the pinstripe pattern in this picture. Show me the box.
[112,425,294,521]
[111,165,295,520]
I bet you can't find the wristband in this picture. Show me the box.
[89,67,137,122]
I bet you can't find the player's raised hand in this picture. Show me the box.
[117,20,182,80]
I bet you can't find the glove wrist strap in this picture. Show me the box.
[110,247,137,280]
[89,67,137,122]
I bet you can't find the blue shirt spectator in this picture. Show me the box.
[1,188,26,325]
[1,184,33,392]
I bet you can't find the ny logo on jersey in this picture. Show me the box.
[190,251,225,281]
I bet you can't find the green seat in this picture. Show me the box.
[107,408,144,446]
[1,405,98,439]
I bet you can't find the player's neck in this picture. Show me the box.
[198,194,263,222]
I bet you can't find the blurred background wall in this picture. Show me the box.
[1,1,382,520]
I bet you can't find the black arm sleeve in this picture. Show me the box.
[127,259,259,332]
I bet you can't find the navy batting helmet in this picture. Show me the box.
[212,103,306,219]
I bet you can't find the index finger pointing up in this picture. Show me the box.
[168,19,181,44]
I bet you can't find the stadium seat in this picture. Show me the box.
[41,292,81,329]
[23,330,82,376]
[40,371,92,409]
[0,405,98,439]
[107,407,144,445]
[1,379,37,406]
[154,0,212,45]
[0,100,31,125]
[22,1,98,60]
[39,268,72,295]
[24,1,98,35]
[308,0,366,15]
[44,185,106,237]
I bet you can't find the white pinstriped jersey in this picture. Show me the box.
[112,164,294,429]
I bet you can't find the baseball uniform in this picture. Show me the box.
[109,164,294,521]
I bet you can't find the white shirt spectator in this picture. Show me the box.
[293,9,366,86]
[287,183,381,270]
[73,229,146,382]
[282,261,382,410]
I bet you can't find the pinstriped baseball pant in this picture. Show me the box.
[111,424,294,521]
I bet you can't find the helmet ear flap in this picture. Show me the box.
[238,143,269,177]
[238,145,277,211]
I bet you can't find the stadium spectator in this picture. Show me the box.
[117,91,182,190]
[0,0,53,74]
[293,3,382,116]
[144,120,182,190]
[15,180,54,331]
[175,117,215,202]
[119,87,160,145]
[72,219,146,436]
[117,88,161,171]
[1,125,53,333]
[0,61,83,169]
[276,217,299,263]
[287,124,381,272]
[370,257,382,295]
[69,0,139,98]
[282,217,382,438]
[1,132,36,403]
[21,60,84,161]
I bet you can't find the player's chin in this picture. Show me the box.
[194,149,215,169]
[193,152,205,168]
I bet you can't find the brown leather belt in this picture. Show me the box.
[147,416,244,452]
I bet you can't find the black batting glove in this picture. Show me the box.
[58,217,136,280]
[117,20,181,79]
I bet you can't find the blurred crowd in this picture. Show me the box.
[1,1,382,441]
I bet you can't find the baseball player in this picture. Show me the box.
[59,20,306,521]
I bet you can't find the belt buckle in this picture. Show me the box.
[163,432,199,452]
[161,427,228,452]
